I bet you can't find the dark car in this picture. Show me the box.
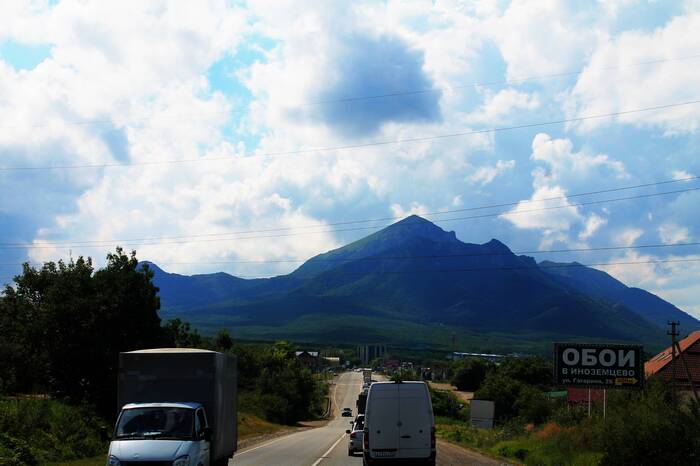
[341,408,353,417]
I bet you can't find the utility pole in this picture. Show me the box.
[667,321,679,398]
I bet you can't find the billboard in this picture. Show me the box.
[554,343,644,389]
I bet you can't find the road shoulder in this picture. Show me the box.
[437,439,517,466]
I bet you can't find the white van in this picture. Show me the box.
[363,381,436,465]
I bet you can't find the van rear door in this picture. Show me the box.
[368,384,399,457]
[398,383,432,458]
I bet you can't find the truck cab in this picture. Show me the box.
[108,402,211,466]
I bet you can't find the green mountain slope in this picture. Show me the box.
[149,215,685,350]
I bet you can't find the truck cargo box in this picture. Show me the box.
[118,348,237,461]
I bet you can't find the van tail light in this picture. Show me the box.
[431,426,435,449]
[350,432,356,439]
[363,427,369,449]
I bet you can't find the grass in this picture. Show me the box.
[238,412,290,440]
[0,398,106,465]
[51,457,105,466]
[436,417,603,466]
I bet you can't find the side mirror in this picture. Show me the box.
[346,429,351,434]
[99,426,112,442]
[203,427,213,442]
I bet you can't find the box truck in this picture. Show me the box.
[107,348,236,466]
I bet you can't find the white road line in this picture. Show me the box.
[310,433,347,466]
[235,432,298,456]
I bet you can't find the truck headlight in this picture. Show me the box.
[173,455,190,466]
[107,456,121,466]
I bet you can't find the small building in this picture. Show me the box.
[645,331,700,389]
[323,356,340,367]
[447,352,506,363]
[295,350,320,369]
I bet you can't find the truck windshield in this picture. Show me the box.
[115,407,194,440]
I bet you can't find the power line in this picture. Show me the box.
[324,258,700,275]
[308,53,700,105]
[4,174,697,247]
[3,240,696,268]
[6,53,700,130]
[1,258,698,282]
[2,184,698,250]
[2,99,700,172]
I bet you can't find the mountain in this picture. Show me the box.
[145,216,695,352]
[539,260,699,331]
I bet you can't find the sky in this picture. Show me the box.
[1,0,699,318]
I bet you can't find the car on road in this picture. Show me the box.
[346,414,365,456]
[342,407,353,417]
[363,381,435,465]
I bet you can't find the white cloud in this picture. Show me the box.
[468,89,540,124]
[469,159,515,186]
[579,213,607,240]
[672,169,695,180]
[617,228,644,247]
[501,185,583,232]
[530,133,627,188]
[658,223,690,244]
[569,13,700,134]
[488,0,602,79]
[390,202,429,218]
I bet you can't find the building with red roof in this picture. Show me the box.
[645,331,700,389]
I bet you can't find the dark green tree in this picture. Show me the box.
[162,318,204,348]
[212,329,234,352]
[450,358,492,391]
[0,248,163,417]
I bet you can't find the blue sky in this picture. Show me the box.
[0,0,699,318]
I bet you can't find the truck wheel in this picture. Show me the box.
[348,449,353,456]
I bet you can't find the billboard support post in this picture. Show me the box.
[603,389,606,420]
[587,389,591,417]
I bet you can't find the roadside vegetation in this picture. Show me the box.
[434,357,700,466]
[0,249,331,465]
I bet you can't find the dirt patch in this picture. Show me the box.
[437,439,516,466]
[429,382,474,404]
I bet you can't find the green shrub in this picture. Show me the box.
[430,389,465,419]
[598,382,700,466]
[0,398,105,465]
[451,359,492,391]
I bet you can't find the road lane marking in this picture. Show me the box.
[235,432,300,456]
[310,433,346,466]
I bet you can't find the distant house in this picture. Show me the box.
[645,331,700,390]
[448,352,506,363]
[323,356,340,366]
[295,350,320,369]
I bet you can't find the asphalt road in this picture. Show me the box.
[232,371,509,466]
[232,371,364,466]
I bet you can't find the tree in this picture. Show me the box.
[212,329,234,352]
[497,356,553,389]
[162,318,204,348]
[0,248,164,418]
[451,358,492,391]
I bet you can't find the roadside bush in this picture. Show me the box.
[497,357,553,389]
[430,389,466,419]
[0,398,105,465]
[599,382,700,466]
[451,358,492,391]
